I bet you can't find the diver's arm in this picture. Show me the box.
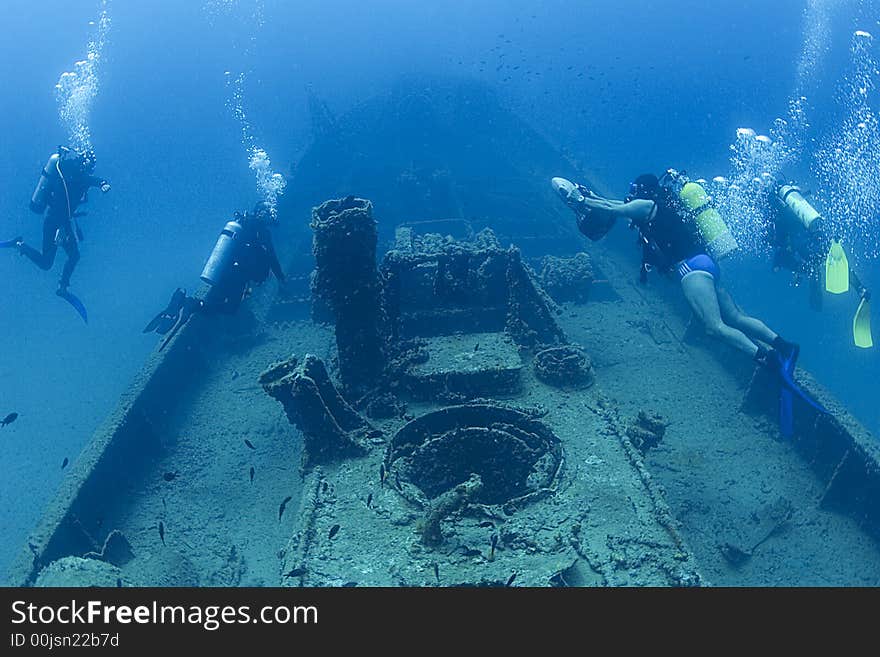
[580,193,656,225]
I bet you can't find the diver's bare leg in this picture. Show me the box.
[681,273,759,356]
[716,286,777,345]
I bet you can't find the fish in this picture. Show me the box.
[61,457,69,470]
[433,563,440,584]
[506,572,517,587]
[278,495,292,522]
[328,524,340,539]
[478,521,495,528]
[163,471,178,482]
[366,493,373,508]
[489,533,498,561]
[341,581,358,587]
[283,566,307,578]
[116,578,122,588]
[1,412,18,427]
[158,521,165,546]
[249,466,255,483]
[244,439,256,450]
[379,463,386,485]
[162,497,167,512]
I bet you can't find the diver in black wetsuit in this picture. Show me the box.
[2,147,111,305]
[144,201,286,348]
[200,201,286,315]
[768,182,869,306]
[765,181,872,348]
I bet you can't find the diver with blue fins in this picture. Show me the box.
[551,170,827,437]
[1,146,111,323]
[768,181,872,348]
[143,200,286,350]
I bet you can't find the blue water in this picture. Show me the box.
[0,0,878,580]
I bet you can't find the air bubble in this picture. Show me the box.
[56,5,111,153]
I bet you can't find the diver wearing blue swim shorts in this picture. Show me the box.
[551,172,798,369]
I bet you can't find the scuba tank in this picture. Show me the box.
[776,184,822,231]
[201,218,245,286]
[664,169,739,260]
[30,152,62,214]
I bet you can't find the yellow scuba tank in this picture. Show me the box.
[29,152,61,214]
[777,184,822,231]
[678,180,739,259]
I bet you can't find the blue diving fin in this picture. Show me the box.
[774,345,826,438]
[57,289,88,324]
[775,343,827,438]
[779,364,827,414]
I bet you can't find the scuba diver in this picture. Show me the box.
[768,181,872,348]
[1,146,111,323]
[143,201,286,350]
[552,170,826,437]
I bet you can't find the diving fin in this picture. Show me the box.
[143,288,186,334]
[853,297,873,348]
[778,360,828,415]
[825,240,849,294]
[773,344,827,438]
[57,289,88,324]
[158,296,202,352]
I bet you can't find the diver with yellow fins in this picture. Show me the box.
[769,181,872,348]
[552,169,827,438]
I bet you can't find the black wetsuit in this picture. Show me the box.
[636,191,704,276]
[21,160,107,290]
[768,205,827,280]
[203,216,285,314]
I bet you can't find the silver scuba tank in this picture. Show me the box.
[30,153,61,214]
[777,184,822,231]
[200,219,244,286]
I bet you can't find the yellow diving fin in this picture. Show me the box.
[853,297,873,348]
[825,240,850,294]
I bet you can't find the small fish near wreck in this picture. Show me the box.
[278,496,292,522]
[1,412,18,427]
